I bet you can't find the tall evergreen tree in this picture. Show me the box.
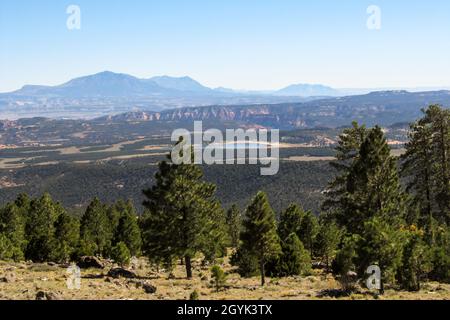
[277,203,305,242]
[51,212,80,262]
[315,219,342,270]
[322,122,368,226]
[25,193,62,262]
[402,105,450,230]
[266,233,311,277]
[239,191,281,286]
[336,126,407,235]
[226,204,241,248]
[114,200,142,257]
[142,141,226,278]
[298,211,319,256]
[0,203,26,261]
[80,197,112,256]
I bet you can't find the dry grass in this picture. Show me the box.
[0,257,448,301]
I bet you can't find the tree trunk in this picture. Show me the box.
[185,255,192,279]
[380,277,384,295]
[260,259,265,286]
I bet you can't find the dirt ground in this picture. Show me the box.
[1,256,449,301]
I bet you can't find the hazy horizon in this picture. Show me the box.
[2,0,450,92]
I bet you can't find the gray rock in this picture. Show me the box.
[107,267,137,279]
[143,283,157,294]
[77,256,104,269]
[35,291,62,300]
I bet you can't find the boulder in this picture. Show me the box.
[35,291,62,300]
[143,283,157,294]
[107,267,137,279]
[0,272,16,283]
[77,256,104,269]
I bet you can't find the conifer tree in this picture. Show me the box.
[51,212,80,263]
[80,197,111,256]
[142,141,226,278]
[277,203,305,242]
[267,233,311,277]
[114,200,142,256]
[402,105,450,229]
[226,204,241,247]
[24,193,64,262]
[322,122,368,226]
[298,211,319,256]
[0,203,26,261]
[239,191,281,286]
[400,226,432,291]
[315,220,342,270]
[346,126,407,234]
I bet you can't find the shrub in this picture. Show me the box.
[210,265,227,292]
[111,242,131,267]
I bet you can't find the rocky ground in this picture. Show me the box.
[0,257,449,300]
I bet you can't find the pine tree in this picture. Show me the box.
[111,241,131,267]
[322,122,368,226]
[80,197,112,256]
[51,212,80,263]
[267,233,311,277]
[226,204,241,247]
[428,105,450,224]
[0,203,26,261]
[356,216,406,293]
[210,265,227,292]
[277,203,305,242]
[113,200,142,257]
[401,105,450,236]
[24,193,62,262]
[346,126,407,234]
[239,191,281,286]
[298,211,319,256]
[400,226,432,291]
[315,219,342,270]
[142,141,226,278]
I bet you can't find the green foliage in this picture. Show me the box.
[355,217,406,288]
[315,220,342,269]
[189,290,200,300]
[0,203,26,261]
[277,204,305,241]
[113,200,142,256]
[111,242,131,267]
[298,211,319,256]
[80,198,112,256]
[142,141,226,278]
[210,265,227,292]
[226,205,241,247]
[51,212,80,263]
[429,225,450,282]
[401,105,450,231]
[266,233,311,277]
[24,193,63,262]
[238,191,281,286]
[230,247,259,277]
[400,226,433,291]
[0,233,23,261]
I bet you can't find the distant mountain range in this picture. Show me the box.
[1,71,450,120]
[98,90,450,129]
[3,71,341,98]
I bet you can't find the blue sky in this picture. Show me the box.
[1,0,450,92]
